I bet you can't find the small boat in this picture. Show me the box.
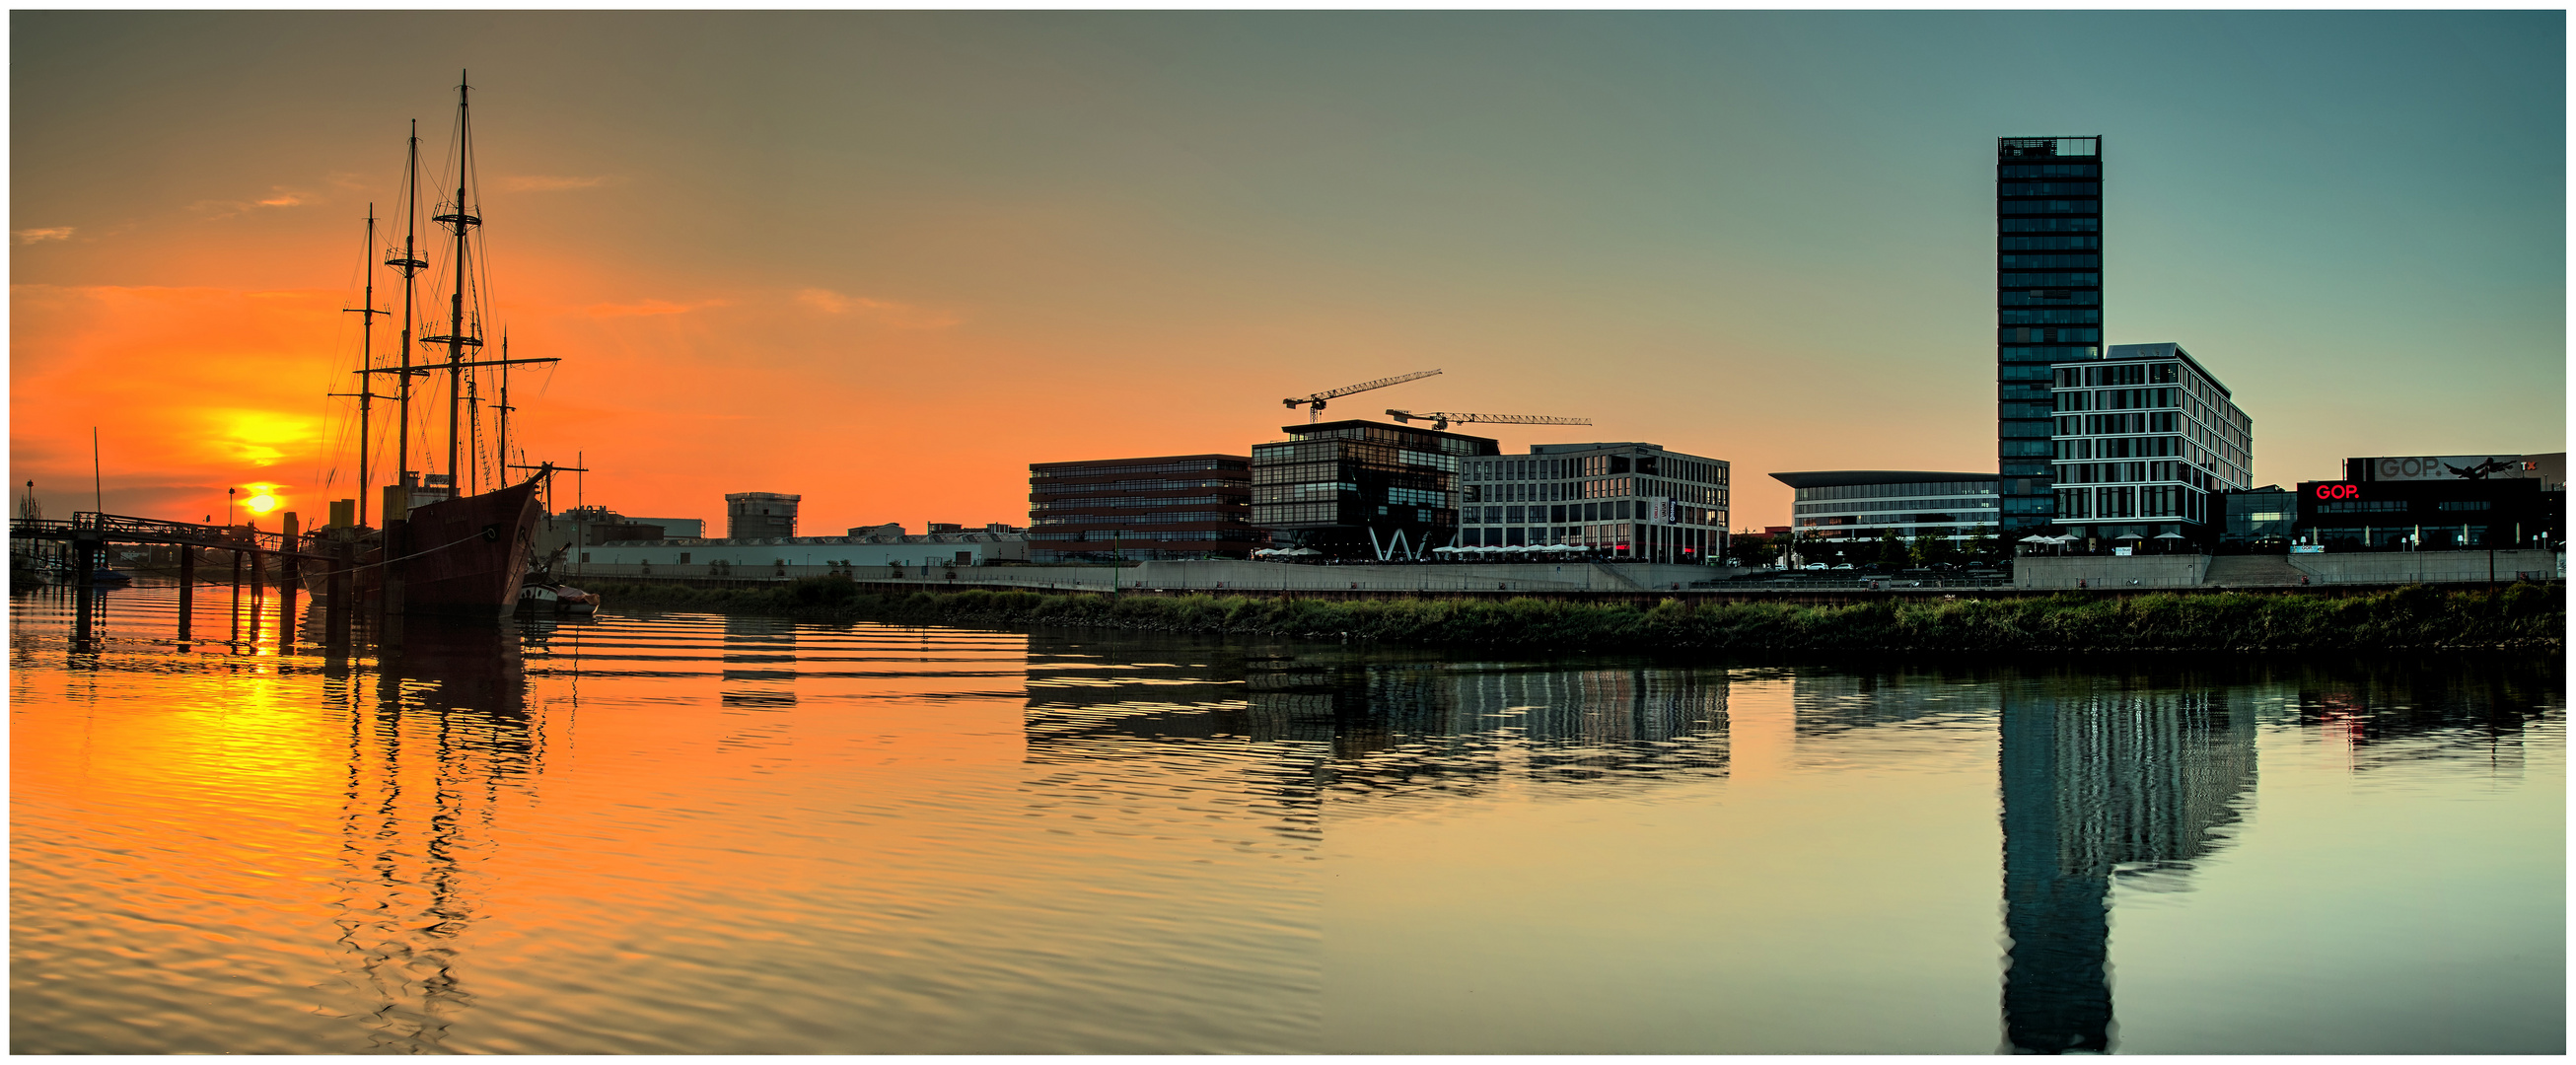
[517,579,599,616]
[90,569,132,587]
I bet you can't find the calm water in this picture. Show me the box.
[10,581,2563,1053]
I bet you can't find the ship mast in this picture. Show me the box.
[425,71,484,498]
[388,121,428,499]
[371,74,557,504]
[337,206,391,527]
[496,331,513,478]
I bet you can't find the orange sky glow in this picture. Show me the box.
[12,13,2561,534]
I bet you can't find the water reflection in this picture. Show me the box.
[2287,657,2558,775]
[331,621,540,1052]
[1021,632,1730,811]
[9,585,2561,1053]
[1996,671,2255,1054]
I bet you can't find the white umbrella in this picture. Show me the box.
[2018,534,2053,543]
[2153,532,2185,539]
[2114,532,2145,541]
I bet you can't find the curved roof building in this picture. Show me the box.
[1769,470,2001,543]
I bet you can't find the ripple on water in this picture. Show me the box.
[9,583,2562,1053]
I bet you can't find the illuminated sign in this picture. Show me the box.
[2312,482,2361,501]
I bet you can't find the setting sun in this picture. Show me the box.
[244,492,277,515]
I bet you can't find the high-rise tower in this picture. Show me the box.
[1996,136,2103,533]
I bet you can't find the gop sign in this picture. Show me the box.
[2368,455,2531,482]
[2312,482,2362,501]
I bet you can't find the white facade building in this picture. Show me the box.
[2049,342,2253,543]
[567,532,1030,577]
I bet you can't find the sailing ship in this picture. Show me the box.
[322,75,558,621]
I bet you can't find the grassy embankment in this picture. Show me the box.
[581,578,2563,654]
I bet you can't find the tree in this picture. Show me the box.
[1965,524,1997,563]
[1910,531,1949,568]
[1734,532,1779,568]
[1874,529,1907,567]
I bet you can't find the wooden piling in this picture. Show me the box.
[380,484,408,646]
[177,545,194,641]
[247,520,263,647]
[328,538,353,653]
[276,513,299,655]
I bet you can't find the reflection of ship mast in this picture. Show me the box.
[1997,677,2255,1054]
[327,621,539,1050]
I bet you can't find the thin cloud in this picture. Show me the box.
[190,186,313,219]
[795,288,960,329]
[15,227,74,244]
[582,298,730,319]
[506,175,612,192]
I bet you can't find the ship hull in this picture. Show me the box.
[391,479,545,621]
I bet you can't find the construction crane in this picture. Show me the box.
[1283,369,1441,422]
[1386,410,1592,432]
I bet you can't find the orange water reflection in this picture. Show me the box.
[10,584,2563,1053]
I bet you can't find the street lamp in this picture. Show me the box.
[227,487,236,527]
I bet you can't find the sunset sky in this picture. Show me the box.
[11,11,2563,533]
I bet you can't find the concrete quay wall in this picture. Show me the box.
[2291,549,2562,586]
[2014,555,2212,590]
[2016,550,2560,590]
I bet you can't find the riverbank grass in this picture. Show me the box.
[578,578,2562,654]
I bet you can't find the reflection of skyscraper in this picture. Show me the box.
[1998,676,2255,1054]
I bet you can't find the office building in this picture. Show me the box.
[1252,420,1497,560]
[1029,454,1260,562]
[725,492,801,539]
[848,522,905,539]
[1461,443,1730,563]
[1772,470,2000,551]
[2295,472,2561,550]
[1997,135,2105,533]
[2048,343,2252,546]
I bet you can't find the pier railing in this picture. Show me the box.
[13,513,329,559]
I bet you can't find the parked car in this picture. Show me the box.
[1802,563,1828,571]
[1830,563,1855,570]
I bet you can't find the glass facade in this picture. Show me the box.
[1776,473,2000,544]
[1027,455,1259,561]
[1250,420,1498,559]
[2221,487,2295,549]
[1997,136,2103,533]
[1455,445,1730,563]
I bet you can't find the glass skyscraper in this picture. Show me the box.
[1996,136,2103,533]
